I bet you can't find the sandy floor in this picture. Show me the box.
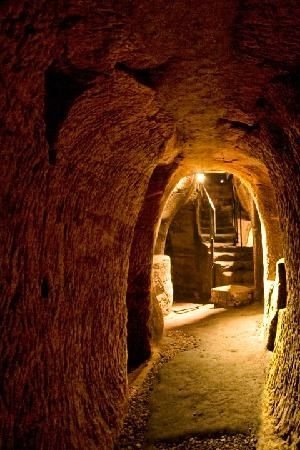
[117,302,270,449]
[147,302,269,443]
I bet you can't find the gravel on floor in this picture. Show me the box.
[115,330,258,450]
[153,432,257,449]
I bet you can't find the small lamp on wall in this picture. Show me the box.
[196,172,205,184]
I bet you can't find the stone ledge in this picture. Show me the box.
[211,284,254,307]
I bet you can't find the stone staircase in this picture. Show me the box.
[199,175,237,245]
[213,244,254,287]
[199,173,254,289]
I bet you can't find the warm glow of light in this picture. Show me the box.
[174,176,188,192]
[196,173,205,184]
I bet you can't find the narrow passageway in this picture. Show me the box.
[117,303,269,449]
[2,2,300,448]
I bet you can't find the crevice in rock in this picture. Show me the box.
[267,312,278,351]
[255,96,277,115]
[44,67,88,164]
[115,60,172,88]
[215,158,239,164]
[9,287,21,311]
[271,70,300,89]
[58,15,83,30]
[256,97,267,108]
[217,118,259,133]
[277,261,287,310]
[24,24,36,36]
[266,122,294,157]
[41,277,49,299]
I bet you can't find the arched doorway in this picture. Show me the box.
[153,172,265,314]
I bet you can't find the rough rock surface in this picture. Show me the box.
[166,199,211,301]
[0,0,299,448]
[265,258,287,351]
[148,293,164,344]
[155,176,197,254]
[211,284,254,307]
[127,162,178,370]
[152,255,173,315]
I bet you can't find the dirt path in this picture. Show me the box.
[147,302,268,442]
[117,302,270,450]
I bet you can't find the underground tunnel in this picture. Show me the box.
[0,1,299,449]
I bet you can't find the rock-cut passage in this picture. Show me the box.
[146,303,268,443]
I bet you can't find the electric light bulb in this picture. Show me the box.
[196,173,205,184]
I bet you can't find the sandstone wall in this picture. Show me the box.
[166,199,211,301]
[154,175,197,254]
[0,3,176,447]
[1,0,299,448]
[152,255,173,315]
[126,161,178,370]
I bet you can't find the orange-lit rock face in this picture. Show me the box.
[0,1,299,448]
[152,255,173,315]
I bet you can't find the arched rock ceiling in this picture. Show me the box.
[52,0,300,193]
[1,1,299,448]
[3,0,300,181]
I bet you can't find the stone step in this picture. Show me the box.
[200,231,236,238]
[201,205,233,215]
[215,260,253,271]
[201,218,235,228]
[200,220,235,230]
[205,184,233,193]
[201,201,233,211]
[211,284,255,307]
[216,227,236,234]
[214,248,253,262]
[202,233,237,243]
[214,244,253,252]
[200,204,232,210]
[218,270,254,285]
[205,196,231,202]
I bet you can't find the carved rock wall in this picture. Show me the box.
[166,199,211,301]
[0,4,176,447]
[1,0,299,448]
[152,255,173,315]
[154,176,197,254]
[126,161,178,370]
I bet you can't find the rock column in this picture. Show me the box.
[152,255,174,315]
